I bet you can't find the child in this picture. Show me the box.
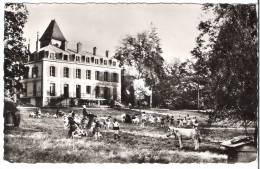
[170,116,175,126]
[93,119,102,139]
[182,117,187,127]
[112,119,120,140]
[67,111,78,138]
[193,117,199,129]
[35,107,41,118]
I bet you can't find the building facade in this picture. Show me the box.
[20,20,121,107]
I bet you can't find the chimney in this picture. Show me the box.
[105,50,109,57]
[77,42,82,53]
[93,47,97,55]
[36,32,39,51]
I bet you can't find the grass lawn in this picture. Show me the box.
[4,107,255,163]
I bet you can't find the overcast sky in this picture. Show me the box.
[24,4,205,64]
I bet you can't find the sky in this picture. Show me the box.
[24,4,205,64]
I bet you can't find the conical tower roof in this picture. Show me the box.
[39,19,67,42]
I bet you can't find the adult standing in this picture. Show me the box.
[81,105,88,128]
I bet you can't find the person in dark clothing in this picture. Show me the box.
[93,119,102,137]
[113,119,120,140]
[81,105,88,127]
[82,105,88,117]
[125,114,132,123]
[170,116,174,125]
[86,113,96,129]
[67,111,78,138]
[4,99,20,128]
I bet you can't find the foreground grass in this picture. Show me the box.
[3,108,239,163]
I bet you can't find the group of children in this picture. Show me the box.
[176,114,199,128]
[160,114,199,128]
[67,105,121,140]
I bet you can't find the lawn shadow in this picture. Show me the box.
[4,127,47,135]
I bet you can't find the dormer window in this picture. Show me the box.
[113,61,116,66]
[50,53,55,60]
[63,55,68,61]
[29,54,35,62]
[81,56,85,62]
[55,53,62,60]
[76,56,80,62]
[86,57,90,63]
[104,60,107,65]
[69,55,75,61]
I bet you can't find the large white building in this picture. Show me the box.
[20,20,121,107]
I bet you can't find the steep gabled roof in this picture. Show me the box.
[39,19,67,42]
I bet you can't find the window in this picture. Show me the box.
[33,83,37,96]
[76,85,81,98]
[24,67,29,79]
[95,59,99,64]
[64,67,69,78]
[76,69,81,79]
[113,61,116,66]
[86,70,91,79]
[104,87,110,99]
[50,66,55,77]
[69,55,75,61]
[109,60,112,65]
[86,86,91,94]
[44,51,49,58]
[50,53,55,59]
[64,84,69,97]
[63,55,68,61]
[56,53,62,60]
[91,57,94,63]
[86,57,90,63]
[76,56,80,62]
[81,56,85,62]
[112,73,118,82]
[113,87,117,100]
[50,83,55,96]
[104,72,109,81]
[39,51,45,60]
[95,86,100,98]
[95,71,100,80]
[100,58,103,64]
[104,60,107,65]
[32,66,38,78]
[29,54,35,62]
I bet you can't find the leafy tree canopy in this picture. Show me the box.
[114,25,165,87]
[4,3,29,99]
[192,4,257,122]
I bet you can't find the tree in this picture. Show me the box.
[4,3,29,100]
[192,4,257,125]
[115,25,165,106]
[152,60,200,109]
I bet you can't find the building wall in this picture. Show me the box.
[41,59,121,106]
[20,61,43,106]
